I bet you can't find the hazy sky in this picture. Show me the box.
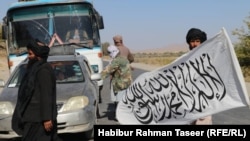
[1,0,250,51]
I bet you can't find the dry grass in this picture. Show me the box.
[0,49,7,57]
[0,40,6,57]
[241,66,250,82]
[103,53,250,82]
[2,47,250,82]
[133,54,250,82]
[134,56,177,67]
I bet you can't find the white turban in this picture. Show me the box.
[108,45,119,59]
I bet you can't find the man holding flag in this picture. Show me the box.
[116,27,250,125]
[185,28,212,125]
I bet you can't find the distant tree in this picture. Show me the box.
[232,14,250,66]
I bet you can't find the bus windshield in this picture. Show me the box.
[7,3,100,55]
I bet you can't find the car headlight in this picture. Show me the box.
[0,102,14,115]
[61,96,89,112]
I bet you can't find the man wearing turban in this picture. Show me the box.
[12,39,61,141]
[186,28,207,50]
[186,28,212,125]
[113,35,134,63]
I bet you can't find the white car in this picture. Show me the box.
[0,47,99,140]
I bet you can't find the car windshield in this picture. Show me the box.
[8,61,85,87]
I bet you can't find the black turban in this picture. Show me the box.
[27,39,50,59]
[186,28,207,44]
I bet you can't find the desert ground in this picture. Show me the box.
[0,49,10,92]
[1,48,250,98]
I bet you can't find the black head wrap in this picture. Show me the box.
[27,39,50,59]
[186,28,207,44]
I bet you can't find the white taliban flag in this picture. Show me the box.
[116,28,250,125]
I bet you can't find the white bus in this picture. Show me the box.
[2,0,104,88]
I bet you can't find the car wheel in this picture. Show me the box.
[84,128,94,139]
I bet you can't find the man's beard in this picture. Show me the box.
[27,57,39,69]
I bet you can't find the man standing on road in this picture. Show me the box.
[12,39,61,141]
[186,28,212,125]
[113,35,134,64]
[101,45,133,120]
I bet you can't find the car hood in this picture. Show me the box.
[56,82,88,101]
[0,87,19,104]
[0,82,96,106]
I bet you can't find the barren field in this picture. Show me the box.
[0,49,10,92]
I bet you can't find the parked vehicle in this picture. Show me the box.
[0,47,99,140]
[1,0,104,90]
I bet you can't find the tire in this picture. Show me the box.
[84,128,94,140]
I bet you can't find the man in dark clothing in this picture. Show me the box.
[12,39,60,141]
[186,28,207,50]
[186,28,212,125]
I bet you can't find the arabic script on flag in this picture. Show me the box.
[116,28,250,125]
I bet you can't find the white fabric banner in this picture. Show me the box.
[116,28,250,125]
